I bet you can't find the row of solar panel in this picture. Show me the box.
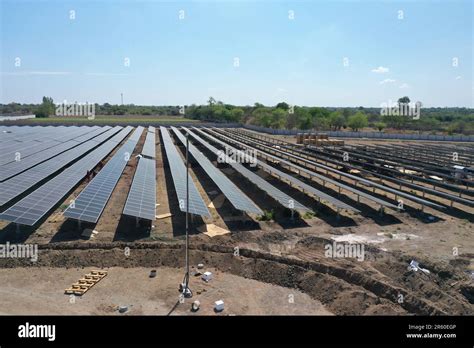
[123,126,157,220]
[0,123,360,227]
[0,127,133,226]
[160,126,211,217]
[171,127,263,215]
[216,128,441,210]
[194,128,358,212]
[0,127,123,206]
[184,127,311,214]
[0,126,79,144]
[0,127,113,181]
[0,126,101,164]
[63,127,144,223]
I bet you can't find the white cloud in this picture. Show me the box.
[371,66,389,73]
[455,76,462,80]
[399,83,410,89]
[380,78,396,84]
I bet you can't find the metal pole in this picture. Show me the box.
[184,132,191,297]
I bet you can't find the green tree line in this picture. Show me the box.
[1,96,473,135]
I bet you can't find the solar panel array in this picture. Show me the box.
[217,128,440,210]
[172,127,262,215]
[0,127,133,226]
[0,126,100,166]
[0,127,123,206]
[141,127,156,158]
[0,127,113,181]
[122,157,156,220]
[160,126,210,217]
[63,127,144,223]
[185,128,311,213]
[203,128,368,212]
[0,126,68,147]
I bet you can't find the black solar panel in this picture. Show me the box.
[141,127,156,158]
[123,157,156,220]
[185,127,311,213]
[200,128,362,212]
[0,127,133,226]
[172,127,262,215]
[0,126,96,165]
[63,127,144,223]
[0,127,114,181]
[216,128,438,210]
[160,126,210,217]
[0,127,123,206]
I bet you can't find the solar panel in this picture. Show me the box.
[0,126,67,147]
[212,129,436,210]
[0,127,113,181]
[123,157,156,220]
[160,127,210,217]
[63,127,144,223]
[141,127,156,158]
[0,127,123,206]
[184,128,311,213]
[171,127,262,215]
[201,128,371,211]
[0,127,133,226]
[0,126,94,164]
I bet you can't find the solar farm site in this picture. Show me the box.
[0,124,472,317]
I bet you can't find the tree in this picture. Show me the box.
[342,108,351,119]
[35,96,55,118]
[270,108,286,129]
[252,107,273,127]
[347,111,368,131]
[328,111,345,130]
[276,102,289,110]
[414,117,440,134]
[230,108,244,122]
[208,97,216,106]
[374,122,386,132]
[398,96,410,105]
[212,105,231,121]
[285,111,299,129]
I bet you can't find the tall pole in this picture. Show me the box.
[121,93,123,105]
[184,132,191,297]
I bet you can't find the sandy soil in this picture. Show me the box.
[0,266,331,315]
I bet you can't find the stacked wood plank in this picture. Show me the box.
[296,133,344,146]
[64,270,108,296]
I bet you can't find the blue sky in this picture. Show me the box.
[1,0,472,107]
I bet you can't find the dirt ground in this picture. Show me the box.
[0,266,330,315]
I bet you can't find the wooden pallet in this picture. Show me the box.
[64,270,108,296]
